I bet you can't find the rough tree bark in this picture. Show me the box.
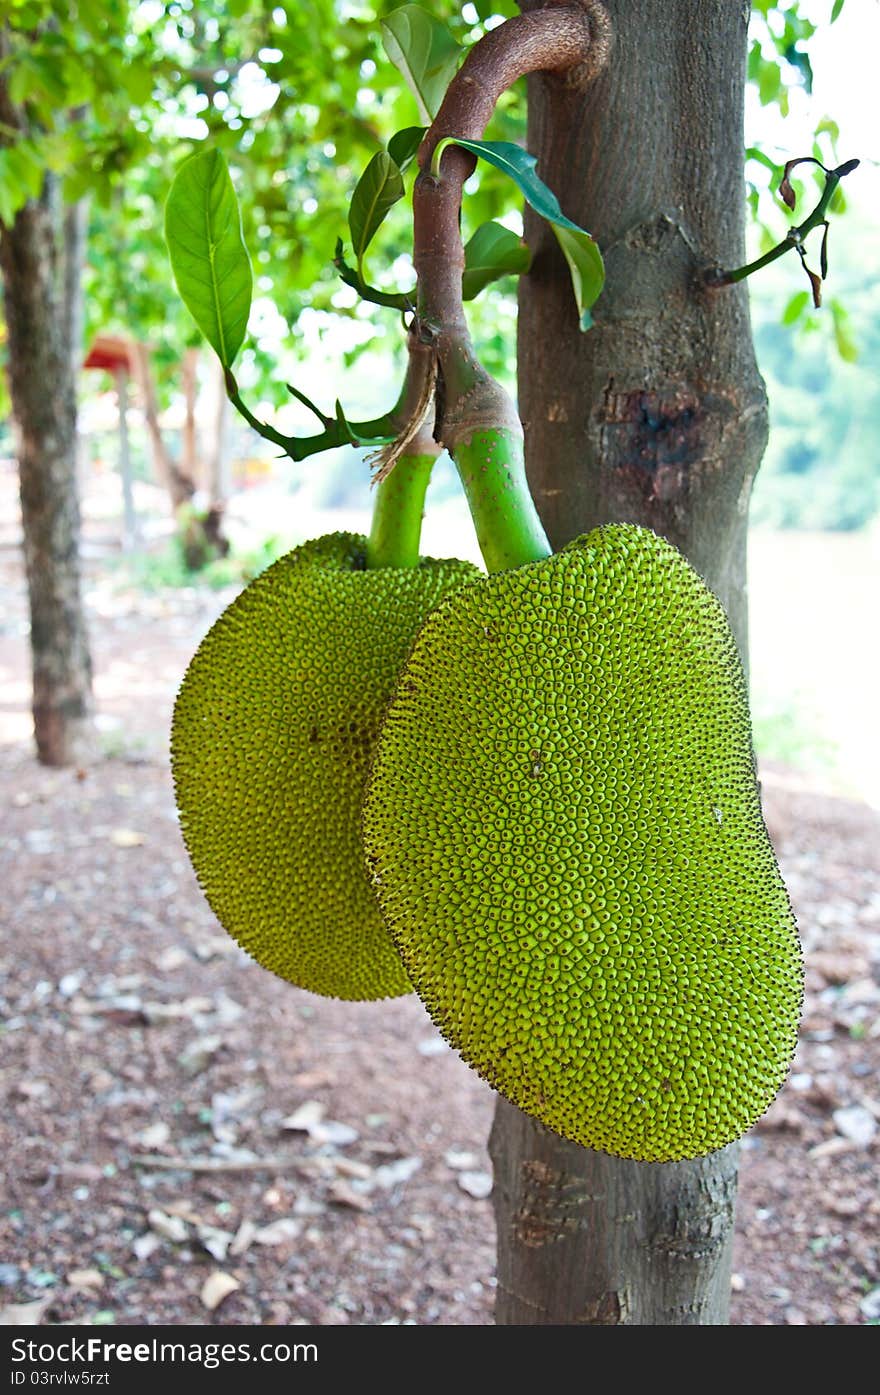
[489,0,769,1324]
[0,174,94,766]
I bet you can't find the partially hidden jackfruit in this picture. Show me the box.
[171,532,479,1001]
[362,524,803,1160]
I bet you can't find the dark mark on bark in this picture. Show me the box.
[514,1158,604,1247]
[577,1289,627,1324]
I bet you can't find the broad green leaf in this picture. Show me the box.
[8,55,39,106]
[436,137,604,328]
[2,140,44,205]
[120,61,154,106]
[553,226,602,330]
[387,125,427,173]
[380,5,461,124]
[164,148,252,369]
[462,220,530,300]
[781,290,809,325]
[348,151,405,278]
[62,167,94,205]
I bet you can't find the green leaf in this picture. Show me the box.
[830,300,858,362]
[831,0,845,22]
[1,140,44,203]
[0,155,21,228]
[436,137,604,328]
[462,220,530,300]
[387,125,427,173]
[7,55,39,106]
[745,146,780,177]
[164,148,252,369]
[380,5,461,124]
[120,61,154,106]
[553,226,602,330]
[348,151,405,278]
[781,290,809,325]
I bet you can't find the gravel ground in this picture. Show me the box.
[1,537,878,1327]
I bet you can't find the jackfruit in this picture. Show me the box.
[171,532,479,1000]
[363,524,803,1161]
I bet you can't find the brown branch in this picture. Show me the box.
[412,2,610,445]
[422,2,610,165]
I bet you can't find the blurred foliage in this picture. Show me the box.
[110,527,289,590]
[744,0,855,314]
[1,0,874,533]
[750,193,879,531]
[750,689,840,771]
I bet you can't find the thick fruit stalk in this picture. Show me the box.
[366,452,435,570]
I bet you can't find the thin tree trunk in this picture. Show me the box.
[115,366,137,548]
[131,341,195,512]
[208,355,230,506]
[181,346,200,487]
[61,196,88,378]
[490,0,769,1325]
[0,176,94,766]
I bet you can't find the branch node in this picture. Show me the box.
[563,1,613,89]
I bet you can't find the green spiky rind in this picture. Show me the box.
[363,524,803,1159]
[171,532,481,1001]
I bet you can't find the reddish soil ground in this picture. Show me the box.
[1,538,878,1328]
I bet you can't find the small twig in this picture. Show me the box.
[333,239,412,312]
[224,367,396,461]
[705,157,859,306]
[131,1154,304,1174]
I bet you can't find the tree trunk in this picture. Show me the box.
[131,341,195,513]
[115,365,138,548]
[208,355,231,506]
[490,0,769,1325]
[181,345,200,487]
[132,342,228,569]
[61,197,88,379]
[0,177,94,766]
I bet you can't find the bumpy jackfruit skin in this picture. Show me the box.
[171,532,480,1001]
[363,524,803,1161]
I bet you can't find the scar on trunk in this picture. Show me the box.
[513,1158,604,1247]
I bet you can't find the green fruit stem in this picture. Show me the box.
[453,428,550,573]
[366,453,435,570]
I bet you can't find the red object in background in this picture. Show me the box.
[83,335,133,375]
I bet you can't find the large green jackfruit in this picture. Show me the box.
[171,532,479,1001]
[363,524,803,1160]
